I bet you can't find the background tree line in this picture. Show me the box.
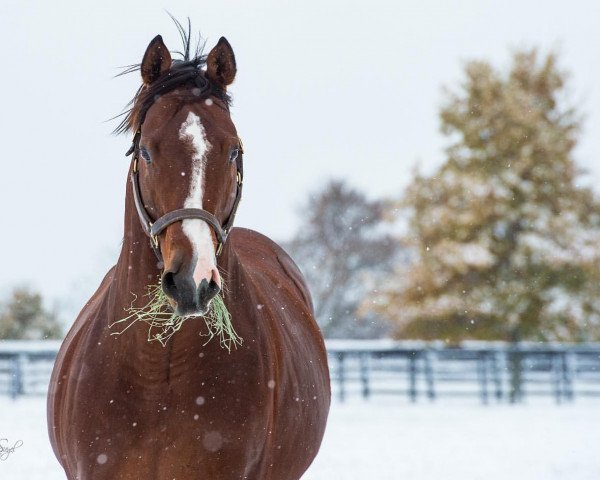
[3,47,600,342]
[288,48,600,342]
[0,287,62,340]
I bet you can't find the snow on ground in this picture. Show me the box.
[1,396,599,479]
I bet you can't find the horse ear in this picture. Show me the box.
[141,35,172,85]
[206,37,236,89]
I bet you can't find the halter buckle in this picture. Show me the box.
[151,235,159,249]
[216,242,223,256]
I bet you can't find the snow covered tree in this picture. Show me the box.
[0,287,63,340]
[285,180,399,338]
[375,50,600,342]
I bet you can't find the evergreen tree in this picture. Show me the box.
[375,50,600,342]
[0,287,63,340]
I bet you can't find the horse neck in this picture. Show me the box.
[111,172,162,320]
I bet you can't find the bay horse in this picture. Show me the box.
[47,28,330,479]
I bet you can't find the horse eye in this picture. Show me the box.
[229,147,239,163]
[140,147,151,164]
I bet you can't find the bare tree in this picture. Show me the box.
[285,179,399,338]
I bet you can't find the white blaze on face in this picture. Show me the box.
[179,112,218,288]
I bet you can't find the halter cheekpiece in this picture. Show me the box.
[126,76,243,268]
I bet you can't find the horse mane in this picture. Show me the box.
[113,16,231,135]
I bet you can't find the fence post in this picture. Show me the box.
[336,352,346,403]
[424,349,435,401]
[359,353,370,400]
[552,352,562,404]
[478,352,489,405]
[508,346,523,404]
[562,351,574,402]
[9,354,26,400]
[408,352,418,403]
[490,351,503,401]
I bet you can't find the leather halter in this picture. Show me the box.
[126,99,243,267]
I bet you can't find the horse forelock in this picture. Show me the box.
[114,63,231,135]
[113,21,231,135]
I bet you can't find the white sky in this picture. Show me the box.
[1,0,600,316]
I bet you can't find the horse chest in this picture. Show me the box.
[64,355,271,479]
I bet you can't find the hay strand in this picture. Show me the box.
[109,283,242,351]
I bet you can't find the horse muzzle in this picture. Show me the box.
[162,268,221,316]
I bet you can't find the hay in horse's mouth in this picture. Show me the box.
[109,283,243,351]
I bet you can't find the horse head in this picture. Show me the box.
[126,34,242,316]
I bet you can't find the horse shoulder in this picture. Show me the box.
[226,226,327,362]
[225,228,330,477]
[226,227,314,309]
[47,266,117,468]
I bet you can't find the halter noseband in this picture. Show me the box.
[126,98,243,267]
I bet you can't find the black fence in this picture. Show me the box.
[327,340,600,403]
[1,340,600,403]
[0,341,61,399]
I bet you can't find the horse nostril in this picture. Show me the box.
[197,278,221,307]
[208,279,221,298]
[161,271,178,299]
[211,267,221,288]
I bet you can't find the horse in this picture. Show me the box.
[47,28,330,480]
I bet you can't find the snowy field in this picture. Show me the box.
[1,396,599,479]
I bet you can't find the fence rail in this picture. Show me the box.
[1,340,599,403]
[0,341,61,399]
[327,340,600,403]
